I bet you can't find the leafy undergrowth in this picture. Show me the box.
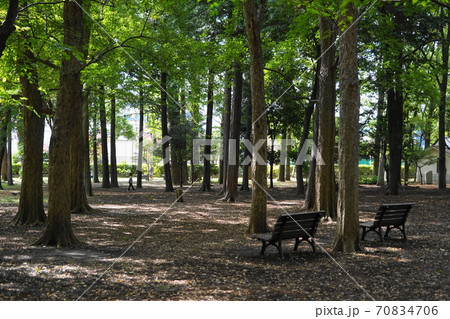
[0,181,448,301]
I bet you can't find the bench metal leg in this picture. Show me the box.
[385,224,407,240]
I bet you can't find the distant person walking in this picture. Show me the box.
[128,172,135,191]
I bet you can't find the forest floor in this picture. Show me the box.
[0,179,449,301]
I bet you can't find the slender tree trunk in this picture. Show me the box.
[377,144,386,186]
[83,88,93,196]
[304,105,319,209]
[223,65,243,201]
[110,94,119,188]
[161,72,173,192]
[278,130,286,182]
[12,38,46,226]
[92,114,100,183]
[438,13,449,189]
[137,90,144,188]
[244,0,268,234]
[299,62,319,196]
[6,112,13,185]
[240,86,252,191]
[315,16,337,219]
[200,70,214,192]
[387,86,403,195]
[332,1,363,253]
[285,131,291,181]
[220,74,232,194]
[35,0,83,247]
[99,85,110,188]
[373,88,384,177]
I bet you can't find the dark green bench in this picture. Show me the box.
[252,211,324,259]
[360,203,415,242]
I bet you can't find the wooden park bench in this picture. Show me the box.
[360,203,415,242]
[252,211,325,259]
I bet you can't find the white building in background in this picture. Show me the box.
[417,137,450,184]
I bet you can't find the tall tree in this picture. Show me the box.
[99,85,110,188]
[332,0,363,253]
[200,70,214,192]
[137,89,144,189]
[222,65,243,201]
[35,0,83,247]
[110,94,119,188]
[315,15,337,219]
[11,31,47,226]
[437,9,448,189]
[160,72,173,192]
[219,76,232,194]
[244,0,268,234]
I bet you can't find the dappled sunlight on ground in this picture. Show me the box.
[1,181,449,300]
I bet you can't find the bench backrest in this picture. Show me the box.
[272,211,325,240]
[374,203,414,227]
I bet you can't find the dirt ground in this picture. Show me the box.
[0,180,449,301]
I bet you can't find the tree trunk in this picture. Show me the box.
[161,72,173,192]
[137,90,144,188]
[35,0,83,247]
[278,130,286,182]
[110,94,119,187]
[12,39,46,226]
[387,87,403,195]
[373,87,385,177]
[83,88,93,196]
[438,12,448,189]
[315,16,337,219]
[377,144,386,186]
[99,85,110,188]
[285,131,291,181]
[200,70,214,192]
[92,113,100,183]
[303,107,318,209]
[0,0,19,58]
[223,65,242,201]
[220,74,232,194]
[332,2,363,253]
[244,0,268,234]
[240,85,252,191]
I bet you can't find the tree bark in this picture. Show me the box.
[0,0,19,58]
[161,72,173,192]
[244,0,268,234]
[35,0,83,247]
[387,87,403,195]
[82,88,93,196]
[99,85,110,188]
[278,130,286,182]
[297,62,319,196]
[137,90,144,188]
[12,35,46,226]
[240,84,252,191]
[223,65,243,201]
[438,12,448,189]
[220,74,232,194]
[315,16,337,219]
[200,70,214,192]
[92,113,100,183]
[110,94,119,187]
[332,1,363,252]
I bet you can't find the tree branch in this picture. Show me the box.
[19,1,64,12]
[431,0,450,9]
[0,0,19,57]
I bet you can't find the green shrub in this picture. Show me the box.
[359,165,373,176]
[359,175,377,184]
[12,163,21,175]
